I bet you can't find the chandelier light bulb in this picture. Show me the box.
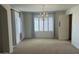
[40,5,48,19]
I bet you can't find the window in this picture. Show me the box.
[34,15,54,32]
[44,18,48,31]
[48,16,53,31]
[39,18,43,31]
[34,17,39,31]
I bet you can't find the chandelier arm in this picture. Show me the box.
[40,4,48,18]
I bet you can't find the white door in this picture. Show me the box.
[58,14,69,40]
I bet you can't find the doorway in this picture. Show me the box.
[68,14,72,41]
[0,5,9,53]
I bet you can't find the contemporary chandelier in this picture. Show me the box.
[40,5,48,18]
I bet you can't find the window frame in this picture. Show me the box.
[34,15,54,32]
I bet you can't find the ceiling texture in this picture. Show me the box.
[11,4,77,12]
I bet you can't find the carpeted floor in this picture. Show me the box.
[13,39,79,54]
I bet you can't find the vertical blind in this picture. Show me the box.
[34,14,54,32]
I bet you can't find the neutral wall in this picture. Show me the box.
[23,12,33,38]
[66,5,79,49]
[54,13,59,39]
[35,32,54,39]
[1,4,13,53]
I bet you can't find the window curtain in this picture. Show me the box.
[14,11,21,44]
[11,9,16,46]
[33,13,55,38]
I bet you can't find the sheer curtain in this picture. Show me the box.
[15,11,21,44]
[33,14,54,38]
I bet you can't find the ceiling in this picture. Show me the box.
[11,4,77,12]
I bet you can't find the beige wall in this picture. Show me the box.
[66,5,79,49]
[23,12,33,38]
[1,4,13,53]
[54,13,59,39]
[35,32,54,39]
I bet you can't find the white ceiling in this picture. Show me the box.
[11,4,77,12]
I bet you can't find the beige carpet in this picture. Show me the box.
[13,39,79,54]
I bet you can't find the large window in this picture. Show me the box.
[34,15,54,32]
[34,17,39,31]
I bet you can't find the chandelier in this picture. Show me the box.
[40,5,48,18]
